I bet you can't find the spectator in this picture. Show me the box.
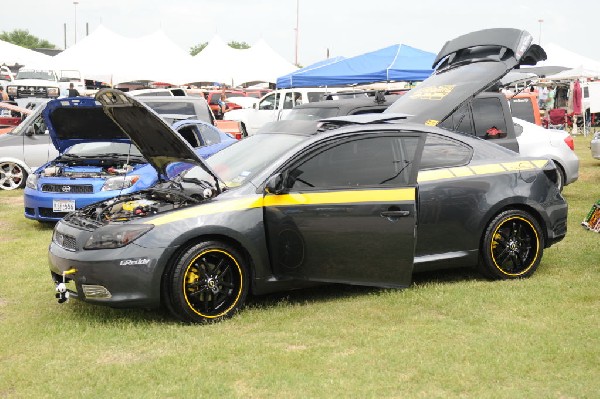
[538,86,548,109]
[0,86,8,101]
[546,86,556,110]
[68,82,80,97]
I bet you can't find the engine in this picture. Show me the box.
[41,163,135,179]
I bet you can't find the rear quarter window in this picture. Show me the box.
[419,134,472,170]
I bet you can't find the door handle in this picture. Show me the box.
[380,210,410,218]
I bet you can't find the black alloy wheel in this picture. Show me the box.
[479,210,544,279]
[165,241,248,323]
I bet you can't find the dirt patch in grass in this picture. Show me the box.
[0,195,23,206]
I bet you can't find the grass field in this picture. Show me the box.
[0,135,598,398]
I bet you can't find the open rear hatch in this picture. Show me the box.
[386,28,546,126]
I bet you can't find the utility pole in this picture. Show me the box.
[294,0,299,65]
[73,1,79,45]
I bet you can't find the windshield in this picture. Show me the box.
[16,69,56,81]
[65,142,143,157]
[184,134,306,187]
[285,107,340,121]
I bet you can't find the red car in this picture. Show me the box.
[207,90,246,119]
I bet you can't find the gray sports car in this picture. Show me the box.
[48,28,568,323]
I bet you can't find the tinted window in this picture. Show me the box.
[145,101,196,116]
[288,135,419,190]
[198,125,221,145]
[472,97,507,138]
[419,134,472,170]
[307,92,324,103]
[439,104,474,135]
[509,98,535,124]
[286,107,339,120]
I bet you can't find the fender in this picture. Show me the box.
[0,156,33,175]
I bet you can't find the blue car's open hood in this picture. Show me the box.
[44,97,131,153]
[43,92,220,185]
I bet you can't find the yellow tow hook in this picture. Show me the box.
[56,268,77,304]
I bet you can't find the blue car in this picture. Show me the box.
[24,96,236,222]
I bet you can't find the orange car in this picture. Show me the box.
[507,91,542,126]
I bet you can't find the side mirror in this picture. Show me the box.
[25,125,35,137]
[265,173,286,195]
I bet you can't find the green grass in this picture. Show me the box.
[1,135,599,398]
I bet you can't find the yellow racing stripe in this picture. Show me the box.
[147,188,415,226]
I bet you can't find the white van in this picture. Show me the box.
[224,88,340,135]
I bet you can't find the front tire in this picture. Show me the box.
[0,161,27,190]
[479,210,544,280]
[165,241,249,323]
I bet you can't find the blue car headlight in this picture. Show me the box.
[26,174,38,190]
[101,175,140,191]
[84,224,154,249]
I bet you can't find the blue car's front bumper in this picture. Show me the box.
[24,178,151,222]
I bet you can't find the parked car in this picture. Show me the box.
[508,91,542,126]
[514,117,579,191]
[24,97,236,222]
[0,100,55,190]
[128,88,187,97]
[224,87,341,135]
[206,90,246,119]
[48,29,567,324]
[6,69,61,100]
[591,130,600,159]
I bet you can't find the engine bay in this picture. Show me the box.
[40,162,137,179]
[63,179,218,225]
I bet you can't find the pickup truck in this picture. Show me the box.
[224,88,341,135]
[439,91,520,152]
[6,69,61,100]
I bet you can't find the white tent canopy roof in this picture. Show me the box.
[19,26,297,86]
[0,39,51,67]
[545,65,600,80]
[538,43,600,74]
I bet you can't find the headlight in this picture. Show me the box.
[7,86,17,95]
[47,87,59,97]
[84,224,154,249]
[26,174,38,190]
[101,175,140,191]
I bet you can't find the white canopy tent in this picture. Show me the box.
[545,65,599,80]
[189,36,297,86]
[537,43,600,75]
[0,39,51,67]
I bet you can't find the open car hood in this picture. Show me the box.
[386,28,546,125]
[43,91,220,184]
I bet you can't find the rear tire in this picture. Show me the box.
[0,161,27,190]
[164,241,249,323]
[554,162,565,192]
[478,210,544,280]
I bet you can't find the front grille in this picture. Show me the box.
[16,86,49,98]
[53,230,77,251]
[39,208,68,219]
[41,184,94,194]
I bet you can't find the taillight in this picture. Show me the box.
[564,135,574,151]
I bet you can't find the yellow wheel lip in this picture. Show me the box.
[182,248,243,319]
[490,216,540,277]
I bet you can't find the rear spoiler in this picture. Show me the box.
[433,28,547,69]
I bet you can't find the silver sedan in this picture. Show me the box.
[0,102,58,190]
[514,117,579,191]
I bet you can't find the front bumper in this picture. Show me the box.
[48,226,174,308]
[25,188,133,222]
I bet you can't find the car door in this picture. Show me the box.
[251,92,281,133]
[264,131,421,288]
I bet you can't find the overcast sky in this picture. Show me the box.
[3,0,599,66]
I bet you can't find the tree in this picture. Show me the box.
[0,29,56,49]
[228,41,250,49]
[190,42,208,56]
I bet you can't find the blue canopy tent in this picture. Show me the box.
[276,56,345,89]
[276,44,435,89]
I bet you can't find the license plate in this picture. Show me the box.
[53,199,76,212]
